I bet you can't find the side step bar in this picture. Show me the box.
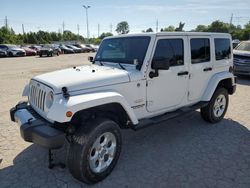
[132,102,208,131]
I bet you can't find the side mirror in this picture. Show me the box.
[149,58,170,79]
[88,56,94,62]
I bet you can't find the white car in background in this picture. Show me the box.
[0,44,26,57]
[233,40,250,76]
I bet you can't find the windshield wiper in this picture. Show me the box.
[93,60,104,66]
[117,63,125,70]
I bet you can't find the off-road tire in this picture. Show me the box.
[67,118,122,184]
[201,87,228,123]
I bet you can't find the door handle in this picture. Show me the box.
[177,71,189,76]
[203,67,213,72]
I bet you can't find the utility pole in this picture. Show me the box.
[5,16,7,28]
[77,24,80,41]
[98,24,100,37]
[62,21,65,33]
[83,5,91,39]
[22,24,25,34]
[230,13,233,26]
[156,19,158,32]
[110,24,113,34]
[62,21,65,41]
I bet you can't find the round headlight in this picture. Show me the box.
[46,91,54,109]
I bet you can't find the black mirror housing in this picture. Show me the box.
[88,56,94,62]
[152,58,170,70]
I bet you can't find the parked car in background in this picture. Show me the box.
[39,45,60,57]
[59,44,75,54]
[232,39,240,48]
[0,44,26,57]
[86,44,98,52]
[233,40,250,76]
[73,44,91,53]
[0,49,7,57]
[22,47,37,56]
[66,45,82,53]
[29,45,42,55]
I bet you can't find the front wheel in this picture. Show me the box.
[200,87,229,123]
[67,118,122,184]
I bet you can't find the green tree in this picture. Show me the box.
[145,28,153,32]
[207,20,229,33]
[99,32,113,39]
[195,25,208,32]
[160,25,175,32]
[116,21,129,34]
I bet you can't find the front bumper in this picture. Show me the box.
[234,64,250,76]
[10,102,65,149]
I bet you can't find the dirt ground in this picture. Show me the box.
[0,54,250,188]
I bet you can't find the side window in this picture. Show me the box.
[153,39,184,67]
[191,38,210,64]
[214,38,231,60]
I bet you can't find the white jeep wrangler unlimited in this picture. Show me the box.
[10,32,236,184]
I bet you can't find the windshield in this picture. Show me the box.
[236,42,250,52]
[95,36,151,68]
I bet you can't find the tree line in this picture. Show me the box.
[0,20,249,45]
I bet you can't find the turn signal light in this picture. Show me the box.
[66,111,73,117]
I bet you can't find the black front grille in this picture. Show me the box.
[234,54,250,61]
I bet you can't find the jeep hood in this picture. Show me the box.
[233,50,250,57]
[33,65,130,94]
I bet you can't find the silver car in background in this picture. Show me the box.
[233,41,250,76]
[0,44,26,57]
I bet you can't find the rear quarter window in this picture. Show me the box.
[214,38,231,61]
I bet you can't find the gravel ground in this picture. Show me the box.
[0,54,250,188]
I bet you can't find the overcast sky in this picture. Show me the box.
[1,0,250,37]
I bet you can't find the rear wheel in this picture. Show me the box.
[67,118,122,184]
[201,87,228,123]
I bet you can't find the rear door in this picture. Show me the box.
[188,36,213,101]
[146,36,189,112]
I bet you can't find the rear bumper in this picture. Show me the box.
[10,102,65,149]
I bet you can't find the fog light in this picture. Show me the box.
[66,111,73,117]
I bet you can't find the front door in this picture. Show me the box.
[146,36,189,112]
